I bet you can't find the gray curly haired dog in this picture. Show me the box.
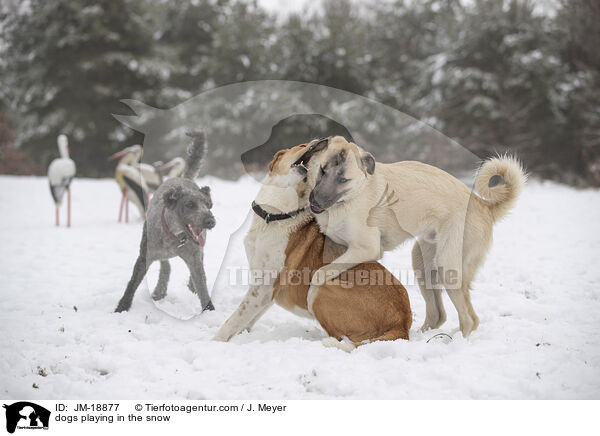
[115,130,216,312]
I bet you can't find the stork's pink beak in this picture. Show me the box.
[159,161,176,171]
[108,150,127,161]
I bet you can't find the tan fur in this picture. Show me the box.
[274,220,411,347]
[267,149,287,173]
[474,154,527,221]
[306,137,526,337]
[214,142,412,348]
[213,143,314,342]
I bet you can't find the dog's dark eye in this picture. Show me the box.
[338,177,349,184]
[320,166,325,175]
[185,201,197,209]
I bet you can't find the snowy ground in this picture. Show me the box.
[1,175,599,399]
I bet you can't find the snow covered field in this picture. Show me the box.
[1,175,599,399]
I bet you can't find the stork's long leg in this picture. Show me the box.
[118,188,126,222]
[55,207,59,226]
[125,193,129,223]
[67,187,71,228]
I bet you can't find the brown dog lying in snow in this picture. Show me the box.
[275,219,412,350]
[213,141,411,350]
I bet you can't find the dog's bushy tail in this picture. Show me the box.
[474,154,527,222]
[183,130,206,179]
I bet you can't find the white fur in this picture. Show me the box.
[321,336,356,352]
[306,137,526,336]
[213,172,312,342]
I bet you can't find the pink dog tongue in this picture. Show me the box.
[187,225,206,246]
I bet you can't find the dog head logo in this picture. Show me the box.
[2,402,50,434]
[112,81,477,181]
[112,80,482,314]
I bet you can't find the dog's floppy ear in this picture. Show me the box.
[309,137,329,154]
[163,186,183,209]
[291,137,330,168]
[361,151,375,175]
[360,151,375,175]
[268,149,288,172]
[200,185,213,208]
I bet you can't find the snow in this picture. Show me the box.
[1,175,599,399]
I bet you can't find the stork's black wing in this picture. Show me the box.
[49,176,73,205]
[123,174,148,210]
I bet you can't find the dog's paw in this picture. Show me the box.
[114,303,130,313]
[419,322,431,333]
[151,290,167,301]
[212,332,230,342]
[321,337,355,352]
[321,337,340,347]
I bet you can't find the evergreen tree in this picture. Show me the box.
[311,0,371,95]
[0,0,597,184]
[156,0,224,101]
[558,0,600,185]
[368,0,461,115]
[208,0,276,85]
[419,0,577,180]
[1,0,162,175]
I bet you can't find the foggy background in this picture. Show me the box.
[0,0,598,185]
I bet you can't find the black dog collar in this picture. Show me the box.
[251,201,305,224]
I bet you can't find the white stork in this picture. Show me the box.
[138,162,163,193]
[107,145,149,222]
[158,157,186,179]
[132,156,186,195]
[138,157,186,192]
[47,134,76,227]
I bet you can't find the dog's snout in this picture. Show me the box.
[309,192,326,214]
[204,214,216,229]
[309,191,326,209]
[309,191,318,207]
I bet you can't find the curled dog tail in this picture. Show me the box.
[474,154,526,222]
[183,129,207,179]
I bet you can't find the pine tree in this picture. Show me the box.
[558,0,600,185]
[156,0,224,101]
[207,0,276,85]
[1,0,162,175]
[418,0,576,180]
